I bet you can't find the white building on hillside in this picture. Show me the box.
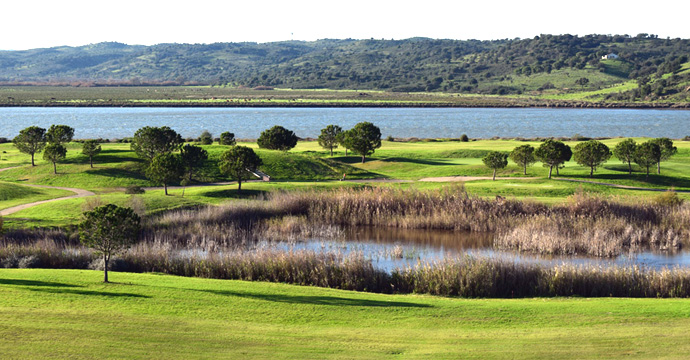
[601,53,619,60]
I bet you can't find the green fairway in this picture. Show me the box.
[0,269,689,359]
[0,182,73,211]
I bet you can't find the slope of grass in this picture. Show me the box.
[0,182,73,210]
[1,269,690,359]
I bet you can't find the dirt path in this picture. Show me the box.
[0,185,96,216]
[418,176,540,182]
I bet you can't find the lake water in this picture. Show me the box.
[1,107,689,139]
[264,227,690,272]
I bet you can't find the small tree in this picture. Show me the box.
[13,126,46,166]
[218,146,262,191]
[613,138,637,175]
[482,151,508,180]
[131,126,183,161]
[180,144,208,182]
[219,132,236,146]
[575,77,590,89]
[509,144,536,175]
[257,126,298,151]
[79,204,140,283]
[650,138,677,174]
[81,140,102,168]
[317,125,343,156]
[43,143,67,174]
[342,122,381,163]
[46,124,75,145]
[634,141,661,180]
[535,139,572,179]
[573,140,611,177]
[146,153,183,195]
[199,130,213,145]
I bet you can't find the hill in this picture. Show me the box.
[0,34,689,102]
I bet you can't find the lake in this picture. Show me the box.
[1,107,689,139]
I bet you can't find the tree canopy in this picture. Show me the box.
[46,125,75,145]
[341,122,381,163]
[218,146,263,191]
[13,126,46,166]
[634,141,661,179]
[180,144,208,182]
[81,140,102,168]
[79,204,140,283]
[43,143,67,174]
[482,151,509,180]
[650,138,677,174]
[573,140,611,177]
[317,125,343,156]
[131,126,183,161]
[509,144,536,175]
[613,139,637,175]
[146,153,184,195]
[219,132,236,146]
[257,126,298,151]
[535,139,572,179]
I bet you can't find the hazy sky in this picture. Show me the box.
[2,0,688,50]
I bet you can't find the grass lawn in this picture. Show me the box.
[0,182,73,211]
[1,269,690,359]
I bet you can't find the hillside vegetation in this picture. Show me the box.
[1,34,688,102]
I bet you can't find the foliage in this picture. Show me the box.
[78,204,140,282]
[180,144,208,182]
[218,145,262,191]
[124,185,146,194]
[317,125,343,156]
[45,125,74,145]
[482,151,508,180]
[81,140,102,168]
[341,122,382,163]
[634,141,661,178]
[573,140,611,177]
[130,126,183,161]
[42,143,67,174]
[257,125,298,151]
[199,130,213,145]
[460,134,469,142]
[650,137,678,174]
[613,138,637,174]
[146,153,183,195]
[219,132,236,146]
[12,126,46,166]
[509,144,536,175]
[534,139,572,179]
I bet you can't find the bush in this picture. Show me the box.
[199,130,213,145]
[460,134,469,142]
[654,190,683,207]
[219,132,236,146]
[386,135,395,142]
[125,186,146,194]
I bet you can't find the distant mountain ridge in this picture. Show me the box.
[1,35,689,101]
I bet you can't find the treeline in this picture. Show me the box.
[0,35,688,95]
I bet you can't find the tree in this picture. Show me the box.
[634,141,661,180]
[535,139,572,179]
[219,132,236,146]
[199,130,213,145]
[257,125,298,151]
[575,77,590,88]
[650,138,677,174]
[13,126,46,166]
[509,144,536,175]
[79,204,140,283]
[482,151,508,180]
[317,125,343,156]
[613,138,637,175]
[130,126,183,161]
[180,144,208,182]
[218,146,262,191]
[81,140,102,168]
[43,143,67,174]
[573,140,611,177]
[341,122,381,163]
[146,153,183,195]
[46,124,75,145]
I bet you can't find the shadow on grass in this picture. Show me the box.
[567,169,690,190]
[0,278,82,288]
[381,157,452,166]
[200,189,268,199]
[202,290,431,308]
[28,287,150,298]
[85,167,148,181]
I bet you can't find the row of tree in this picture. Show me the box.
[13,125,102,173]
[483,138,677,180]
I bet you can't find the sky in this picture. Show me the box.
[1,0,689,50]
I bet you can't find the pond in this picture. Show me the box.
[1,107,689,139]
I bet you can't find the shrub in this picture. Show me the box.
[199,130,213,145]
[460,134,469,142]
[654,190,684,207]
[125,186,146,194]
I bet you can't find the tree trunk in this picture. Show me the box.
[646,165,650,181]
[164,183,168,196]
[548,166,553,179]
[555,166,560,176]
[238,178,242,192]
[361,155,366,164]
[103,255,109,283]
[657,162,661,174]
[345,148,348,156]
[330,148,333,156]
[492,169,496,181]
[31,153,35,166]
[90,156,94,168]
[53,162,57,174]
[523,164,527,175]
[590,167,594,177]
[627,160,632,175]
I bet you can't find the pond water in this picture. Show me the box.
[262,227,690,272]
[1,107,689,139]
